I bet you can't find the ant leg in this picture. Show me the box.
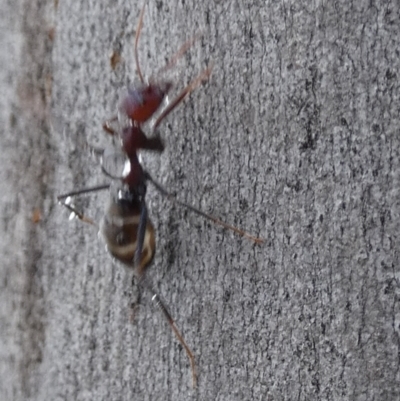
[57,184,110,201]
[57,184,110,227]
[129,275,142,323]
[133,197,148,274]
[134,1,147,84]
[84,142,107,161]
[145,173,265,244]
[59,201,97,227]
[102,116,119,136]
[138,274,197,388]
[133,198,196,386]
[134,2,200,84]
[152,65,213,130]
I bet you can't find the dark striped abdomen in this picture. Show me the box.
[100,197,155,275]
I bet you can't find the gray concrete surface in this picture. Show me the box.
[1,0,399,400]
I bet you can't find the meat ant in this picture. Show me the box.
[58,3,264,388]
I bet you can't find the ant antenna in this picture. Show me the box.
[134,2,203,86]
[134,2,147,84]
[150,33,203,82]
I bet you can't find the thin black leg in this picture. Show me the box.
[57,184,110,227]
[57,184,110,201]
[144,172,264,244]
[134,198,148,271]
[138,275,197,387]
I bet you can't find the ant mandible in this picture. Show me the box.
[58,2,264,389]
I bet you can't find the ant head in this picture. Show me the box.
[120,82,172,123]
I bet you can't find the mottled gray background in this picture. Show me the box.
[1,1,399,400]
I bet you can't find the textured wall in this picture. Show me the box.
[1,1,399,400]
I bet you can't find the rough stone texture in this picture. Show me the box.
[0,1,399,400]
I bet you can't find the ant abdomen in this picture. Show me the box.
[100,196,155,275]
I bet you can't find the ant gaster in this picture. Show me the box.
[58,3,264,388]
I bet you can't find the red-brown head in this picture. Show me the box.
[120,82,172,124]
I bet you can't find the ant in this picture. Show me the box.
[58,2,264,388]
